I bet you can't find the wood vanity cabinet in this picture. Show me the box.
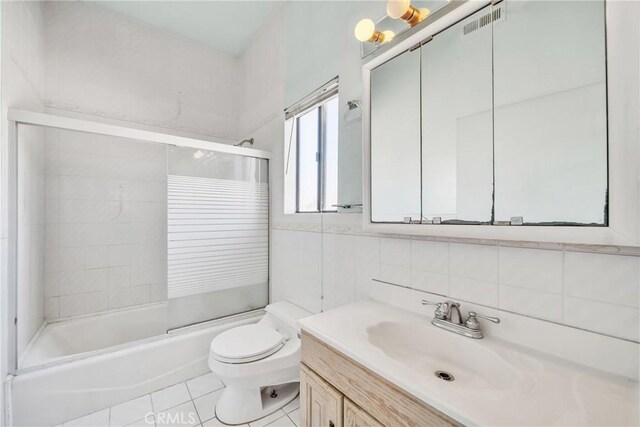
[300,364,344,427]
[300,331,462,427]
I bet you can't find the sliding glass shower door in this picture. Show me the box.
[167,146,269,329]
[12,114,269,371]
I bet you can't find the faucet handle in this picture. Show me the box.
[421,300,448,320]
[470,311,501,324]
[465,311,500,330]
[421,299,441,307]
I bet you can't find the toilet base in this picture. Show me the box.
[215,382,299,425]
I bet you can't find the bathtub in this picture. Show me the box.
[9,305,263,427]
[19,303,169,369]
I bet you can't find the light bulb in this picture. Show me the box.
[382,30,395,42]
[386,0,428,27]
[355,18,375,42]
[354,18,387,44]
[386,0,412,19]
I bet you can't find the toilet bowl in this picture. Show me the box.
[208,301,311,425]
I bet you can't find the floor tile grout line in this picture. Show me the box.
[183,381,205,426]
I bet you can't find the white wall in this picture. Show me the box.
[2,0,248,382]
[239,1,640,345]
[1,0,47,367]
[1,1,47,419]
[42,1,241,143]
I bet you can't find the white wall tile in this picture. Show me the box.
[410,269,449,296]
[323,233,357,257]
[59,294,85,317]
[85,246,109,268]
[411,240,449,274]
[322,254,357,311]
[108,266,131,289]
[85,268,109,292]
[59,247,85,271]
[450,276,498,307]
[109,285,150,309]
[299,231,321,252]
[565,252,640,308]
[564,296,639,341]
[498,246,563,293]
[379,264,411,287]
[356,259,379,300]
[450,243,498,282]
[356,236,380,262]
[296,250,321,278]
[499,285,563,322]
[59,270,85,295]
[380,238,411,268]
[44,271,60,297]
[108,245,132,267]
[44,297,60,319]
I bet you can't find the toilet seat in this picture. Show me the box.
[210,324,286,364]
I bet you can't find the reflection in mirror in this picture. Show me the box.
[421,5,493,223]
[493,0,608,225]
[371,48,421,222]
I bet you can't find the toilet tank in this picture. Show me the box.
[261,301,312,335]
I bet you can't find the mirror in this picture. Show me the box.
[369,0,608,226]
[370,48,421,222]
[493,0,607,225]
[421,5,493,224]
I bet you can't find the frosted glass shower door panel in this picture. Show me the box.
[167,147,268,328]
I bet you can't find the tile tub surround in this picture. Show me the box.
[58,372,300,427]
[271,228,640,342]
[43,129,168,320]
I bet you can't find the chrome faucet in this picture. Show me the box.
[422,299,500,339]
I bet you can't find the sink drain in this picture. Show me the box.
[434,370,455,382]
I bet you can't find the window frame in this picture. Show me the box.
[294,94,339,214]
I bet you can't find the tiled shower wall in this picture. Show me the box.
[43,129,167,320]
[271,229,640,342]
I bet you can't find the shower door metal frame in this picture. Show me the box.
[5,108,271,374]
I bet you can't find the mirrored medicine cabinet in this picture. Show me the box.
[369,0,608,228]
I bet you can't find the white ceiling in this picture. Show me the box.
[92,1,282,57]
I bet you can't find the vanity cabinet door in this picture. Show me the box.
[344,399,383,427]
[301,363,344,427]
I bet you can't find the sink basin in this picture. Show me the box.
[366,321,537,394]
[300,300,639,426]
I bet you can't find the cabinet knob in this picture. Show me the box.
[329,421,335,427]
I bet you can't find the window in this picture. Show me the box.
[284,79,339,213]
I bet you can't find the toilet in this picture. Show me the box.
[208,301,312,425]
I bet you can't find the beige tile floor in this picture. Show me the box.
[60,372,300,427]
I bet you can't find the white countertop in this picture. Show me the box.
[299,300,639,426]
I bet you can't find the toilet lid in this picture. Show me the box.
[210,324,286,364]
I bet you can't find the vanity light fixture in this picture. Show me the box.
[386,0,430,27]
[354,18,394,44]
